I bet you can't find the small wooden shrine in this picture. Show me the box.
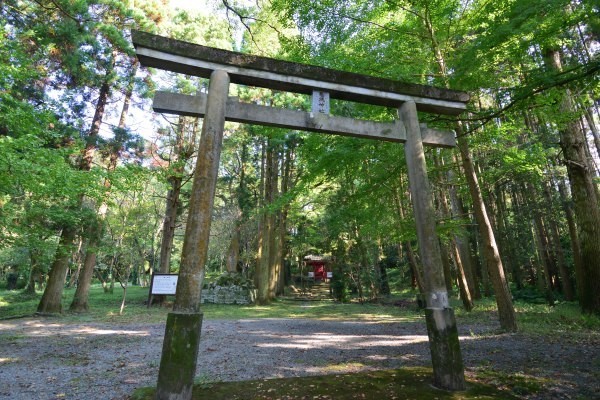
[304,255,330,281]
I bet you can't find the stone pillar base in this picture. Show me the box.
[156,311,203,400]
[424,307,465,391]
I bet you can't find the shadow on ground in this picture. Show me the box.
[131,367,518,400]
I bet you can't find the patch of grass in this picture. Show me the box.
[204,298,420,323]
[0,290,42,318]
[130,367,519,400]
[0,334,26,342]
[514,301,600,336]
[453,295,600,338]
[322,362,367,372]
[471,369,548,397]
[0,286,421,324]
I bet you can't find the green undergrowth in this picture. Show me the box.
[130,367,519,400]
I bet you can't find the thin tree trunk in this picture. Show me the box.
[450,237,473,311]
[456,131,517,331]
[542,181,575,301]
[549,218,574,301]
[556,175,582,300]
[267,141,279,300]
[256,138,270,304]
[66,238,84,289]
[532,212,556,305]
[24,249,43,295]
[226,224,241,273]
[393,181,425,293]
[70,215,103,312]
[583,106,600,159]
[119,265,131,315]
[276,140,294,295]
[158,116,189,275]
[158,178,182,274]
[448,167,480,299]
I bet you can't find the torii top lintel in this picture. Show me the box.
[131,30,469,116]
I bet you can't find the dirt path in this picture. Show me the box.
[0,316,598,399]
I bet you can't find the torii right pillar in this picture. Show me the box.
[399,101,465,390]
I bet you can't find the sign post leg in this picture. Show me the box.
[399,101,465,390]
[155,70,230,400]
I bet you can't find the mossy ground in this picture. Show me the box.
[131,367,518,400]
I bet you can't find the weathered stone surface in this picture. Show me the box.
[153,91,456,148]
[132,30,469,115]
[201,285,257,305]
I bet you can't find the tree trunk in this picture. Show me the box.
[542,181,575,301]
[456,131,517,331]
[545,49,600,313]
[549,218,574,301]
[276,140,294,295]
[583,106,600,159]
[70,211,105,312]
[267,140,279,300]
[256,139,271,304]
[556,176,582,301]
[448,166,481,300]
[37,226,77,314]
[66,238,84,289]
[226,224,241,273]
[532,212,556,305]
[448,167,479,299]
[158,116,189,276]
[393,179,425,294]
[450,237,474,311]
[158,177,183,274]
[439,241,454,293]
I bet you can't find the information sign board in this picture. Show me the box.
[150,274,178,295]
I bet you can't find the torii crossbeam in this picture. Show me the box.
[132,30,468,400]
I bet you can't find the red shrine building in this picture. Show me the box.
[304,255,331,281]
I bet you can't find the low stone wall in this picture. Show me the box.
[201,285,257,305]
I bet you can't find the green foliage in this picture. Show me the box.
[330,267,350,303]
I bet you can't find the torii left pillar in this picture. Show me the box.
[399,101,465,390]
[155,70,230,400]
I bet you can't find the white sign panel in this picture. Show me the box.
[151,274,178,295]
[326,272,333,278]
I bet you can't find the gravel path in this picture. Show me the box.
[0,314,598,399]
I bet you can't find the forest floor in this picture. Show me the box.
[0,298,598,400]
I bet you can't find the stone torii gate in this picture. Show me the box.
[132,30,469,400]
